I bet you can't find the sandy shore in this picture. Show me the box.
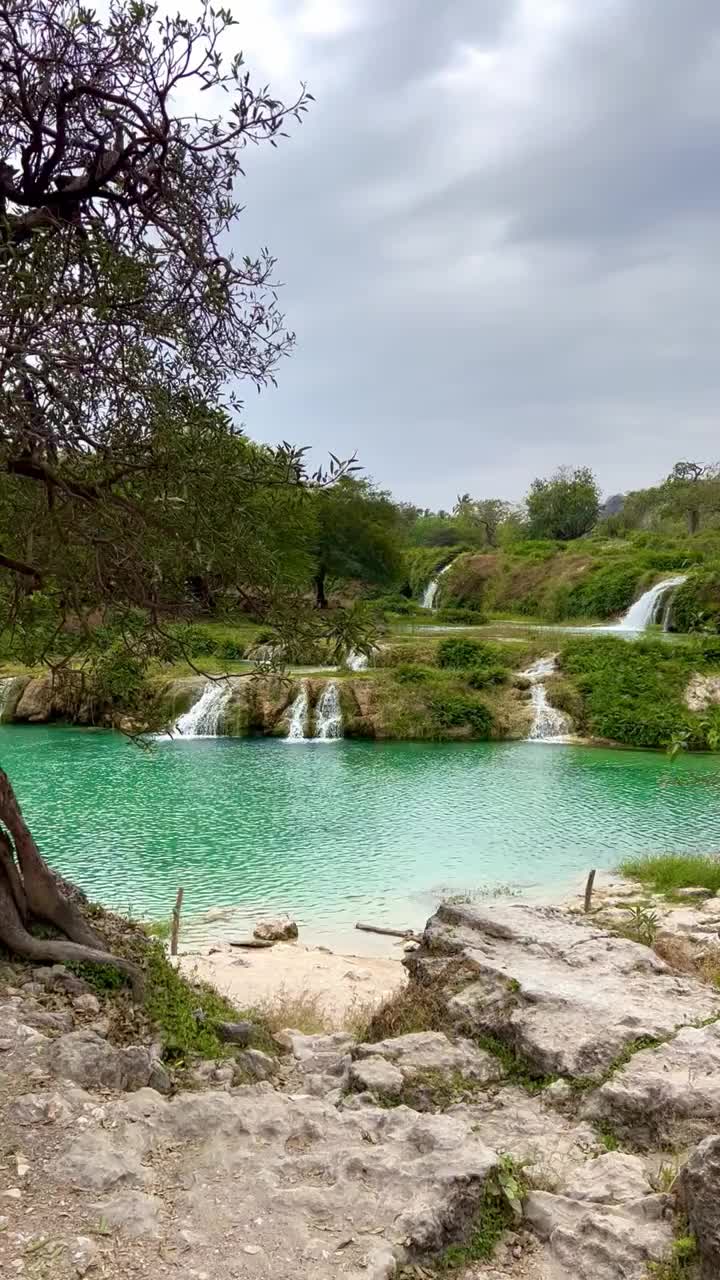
[179,938,407,1025]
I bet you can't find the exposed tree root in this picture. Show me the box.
[0,767,144,999]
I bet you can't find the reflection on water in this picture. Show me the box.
[1,727,719,946]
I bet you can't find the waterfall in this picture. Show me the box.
[0,676,19,723]
[172,681,231,737]
[522,656,572,742]
[422,561,453,610]
[613,575,687,632]
[285,683,310,741]
[314,682,343,740]
[346,649,369,671]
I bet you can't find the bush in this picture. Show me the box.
[437,637,510,671]
[429,692,494,737]
[393,663,434,685]
[467,665,507,689]
[215,637,246,661]
[618,853,720,896]
[373,594,421,616]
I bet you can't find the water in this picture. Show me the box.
[346,650,369,671]
[422,562,453,610]
[613,576,688,633]
[314,682,343,740]
[173,681,231,737]
[286,683,309,741]
[522,657,571,741]
[2,726,719,946]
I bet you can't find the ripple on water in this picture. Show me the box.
[2,727,720,944]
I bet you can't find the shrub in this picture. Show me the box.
[169,624,220,657]
[215,637,246,661]
[467,665,507,689]
[429,693,494,737]
[434,607,487,625]
[437,637,510,670]
[618,853,720,896]
[393,663,434,685]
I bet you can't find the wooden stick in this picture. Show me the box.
[584,870,596,914]
[355,922,422,942]
[170,887,183,956]
[229,938,275,949]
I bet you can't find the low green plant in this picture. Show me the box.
[392,663,434,685]
[437,637,509,671]
[429,692,494,737]
[434,606,487,625]
[620,903,660,946]
[648,1228,699,1279]
[467,664,507,689]
[436,1157,525,1271]
[475,1033,556,1093]
[619,852,720,896]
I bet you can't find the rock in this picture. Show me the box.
[37,965,91,997]
[674,886,713,901]
[560,1152,652,1203]
[525,1188,672,1279]
[1,1189,21,1200]
[349,1057,404,1098]
[49,1031,169,1094]
[52,1133,148,1192]
[344,968,372,982]
[412,901,720,1080]
[278,1031,354,1096]
[355,1030,503,1087]
[19,981,45,996]
[583,1023,720,1147]
[253,917,298,942]
[72,994,101,1015]
[14,676,56,722]
[19,1008,74,1034]
[686,673,720,712]
[71,1236,100,1276]
[93,1190,164,1239]
[236,1049,276,1081]
[216,1020,255,1046]
[14,1091,74,1126]
[679,1134,720,1280]
[202,907,235,923]
[451,1086,603,1188]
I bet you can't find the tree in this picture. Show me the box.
[526,467,600,541]
[0,0,330,986]
[662,461,720,535]
[453,495,511,547]
[311,479,403,608]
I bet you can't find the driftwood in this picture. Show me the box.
[171,887,183,957]
[355,922,422,942]
[229,938,275,949]
[584,870,597,914]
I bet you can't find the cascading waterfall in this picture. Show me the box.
[286,682,310,741]
[614,575,687,632]
[0,676,19,723]
[346,650,369,671]
[522,656,572,743]
[422,561,453,610]
[172,681,232,737]
[314,682,343,740]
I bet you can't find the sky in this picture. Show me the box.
[209,0,720,507]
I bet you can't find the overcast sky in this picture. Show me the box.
[218,0,720,507]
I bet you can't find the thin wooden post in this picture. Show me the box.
[584,869,596,914]
[171,887,184,956]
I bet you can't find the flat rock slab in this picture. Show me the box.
[44,1084,499,1278]
[414,902,720,1080]
[583,1023,720,1147]
[524,1187,673,1280]
[355,1030,503,1084]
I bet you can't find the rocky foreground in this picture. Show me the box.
[2,891,720,1279]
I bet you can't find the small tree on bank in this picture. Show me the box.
[0,0,333,987]
[526,467,600,542]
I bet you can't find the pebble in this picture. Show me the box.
[1,1189,22,1200]
[243,1245,262,1255]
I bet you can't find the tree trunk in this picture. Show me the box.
[314,569,328,609]
[0,768,143,998]
[687,508,700,535]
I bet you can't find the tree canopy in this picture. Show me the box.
[311,478,403,607]
[526,467,600,541]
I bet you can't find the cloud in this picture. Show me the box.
[217,0,720,504]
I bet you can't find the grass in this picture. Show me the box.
[619,852,720,896]
[351,980,449,1043]
[475,1033,557,1094]
[648,1225,699,1279]
[435,1157,525,1272]
[249,987,335,1036]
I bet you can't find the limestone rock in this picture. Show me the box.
[49,1030,169,1094]
[451,1087,603,1189]
[686,673,720,711]
[355,1030,503,1088]
[524,1187,673,1280]
[236,1048,276,1081]
[253,916,299,941]
[52,1132,148,1192]
[349,1056,404,1098]
[559,1152,652,1203]
[72,993,101,1015]
[14,1091,74,1127]
[279,1030,354,1097]
[583,1023,720,1147]
[92,1190,164,1239]
[679,1134,720,1280]
[411,902,720,1080]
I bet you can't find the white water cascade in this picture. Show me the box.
[422,561,453,610]
[522,656,572,743]
[314,682,344,740]
[285,682,310,741]
[172,681,232,737]
[346,649,369,671]
[614,575,687,633]
[0,676,19,723]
